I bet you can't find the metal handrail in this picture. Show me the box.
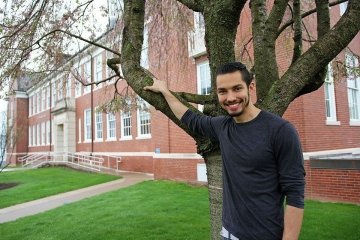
[21,152,105,172]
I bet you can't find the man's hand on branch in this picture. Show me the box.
[143,78,169,94]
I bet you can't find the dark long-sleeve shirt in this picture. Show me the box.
[181,110,305,240]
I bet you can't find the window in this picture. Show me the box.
[84,109,92,141]
[46,85,50,108]
[32,125,36,146]
[37,124,40,146]
[197,61,211,95]
[75,67,82,97]
[42,88,46,110]
[52,82,57,107]
[346,53,360,123]
[66,76,72,97]
[95,110,103,140]
[95,53,103,85]
[140,25,149,69]
[121,111,132,139]
[57,80,63,100]
[37,91,41,113]
[340,2,348,16]
[29,96,33,116]
[78,118,82,143]
[107,112,116,140]
[84,61,91,94]
[194,12,205,30]
[46,121,50,145]
[324,64,339,124]
[41,122,46,145]
[137,98,151,138]
[197,61,211,111]
[29,127,32,146]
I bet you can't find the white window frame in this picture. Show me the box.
[29,95,33,116]
[41,122,46,145]
[197,61,211,111]
[83,61,91,94]
[94,53,103,89]
[136,98,151,139]
[37,124,40,146]
[57,80,63,100]
[42,88,46,111]
[95,109,103,141]
[194,12,205,30]
[324,63,340,125]
[52,82,57,107]
[120,110,132,140]
[46,85,51,109]
[75,67,82,97]
[32,125,36,147]
[107,112,116,141]
[346,53,360,125]
[340,2,348,16]
[37,91,41,113]
[29,127,32,146]
[84,109,92,141]
[140,25,149,69]
[78,118,82,143]
[66,76,72,98]
[46,121,50,145]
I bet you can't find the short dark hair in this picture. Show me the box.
[216,62,252,87]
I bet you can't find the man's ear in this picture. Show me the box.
[249,80,256,92]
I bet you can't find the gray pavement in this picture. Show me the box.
[0,171,153,223]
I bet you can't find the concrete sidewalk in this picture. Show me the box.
[0,171,153,224]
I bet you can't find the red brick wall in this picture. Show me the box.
[304,161,360,204]
[153,158,204,183]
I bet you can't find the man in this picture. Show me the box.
[144,62,305,240]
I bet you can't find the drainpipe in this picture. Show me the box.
[90,55,94,156]
[49,79,52,154]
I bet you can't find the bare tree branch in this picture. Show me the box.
[176,0,204,12]
[278,0,348,37]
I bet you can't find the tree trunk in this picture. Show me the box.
[204,149,223,240]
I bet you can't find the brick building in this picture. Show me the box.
[6,2,360,203]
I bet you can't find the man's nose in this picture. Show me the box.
[227,91,237,102]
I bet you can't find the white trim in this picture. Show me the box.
[349,120,360,126]
[119,137,133,141]
[153,153,203,159]
[303,148,360,160]
[326,120,341,126]
[14,91,28,98]
[78,118,82,143]
[135,135,151,140]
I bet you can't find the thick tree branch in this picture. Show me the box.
[251,0,285,102]
[176,92,213,104]
[266,0,290,37]
[278,0,348,37]
[121,0,200,139]
[176,0,204,12]
[260,0,360,115]
[291,0,302,63]
[296,0,331,97]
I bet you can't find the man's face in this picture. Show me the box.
[216,71,252,117]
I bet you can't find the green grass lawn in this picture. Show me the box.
[0,180,359,240]
[0,167,119,208]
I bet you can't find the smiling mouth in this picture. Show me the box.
[226,103,241,111]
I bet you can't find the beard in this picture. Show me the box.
[224,94,250,117]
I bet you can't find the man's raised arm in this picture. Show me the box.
[144,78,189,120]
